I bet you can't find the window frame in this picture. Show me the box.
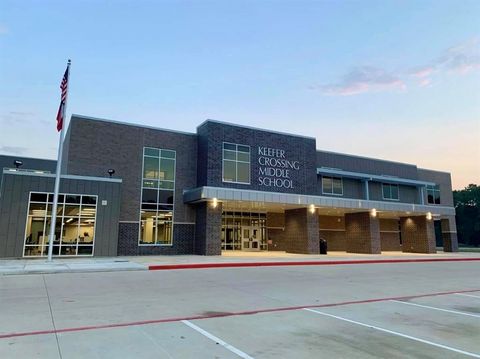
[426,184,441,205]
[222,142,251,185]
[381,183,400,201]
[23,192,98,257]
[322,176,343,196]
[139,147,176,246]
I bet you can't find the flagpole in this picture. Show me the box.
[47,59,71,262]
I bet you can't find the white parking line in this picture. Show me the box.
[391,300,480,318]
[304,308,480,358]
[181,320,254,359]
[456,293,480,299]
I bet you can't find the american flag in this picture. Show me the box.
[56,63,70,132]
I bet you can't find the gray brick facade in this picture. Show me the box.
[282,208,320,254]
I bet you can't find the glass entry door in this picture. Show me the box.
[241,226,261,251]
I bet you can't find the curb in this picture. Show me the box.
[148,257,480,271]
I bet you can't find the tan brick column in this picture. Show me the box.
[345,212,381,254]
[400,215,436,253]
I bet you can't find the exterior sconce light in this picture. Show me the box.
[13,160,23,169]
[212,197,218,208]
[107,169,115,177]
[309,204,315,214]
[426,212,432,220]
[370,208,377,217]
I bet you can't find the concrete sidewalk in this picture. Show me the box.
[0,257,147,275]
[2,251,480,275]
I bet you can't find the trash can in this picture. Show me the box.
[319,238,327,255]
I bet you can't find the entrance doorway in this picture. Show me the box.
[221,211,267,251]
[241,226,261,251]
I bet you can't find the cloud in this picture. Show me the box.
[312,38,480,96]
[435,38,480,74]
[318,66,406,96]
[0,111,48,126]
[0,146,28,155]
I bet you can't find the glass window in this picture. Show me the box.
[426,185,441,205]
[382,184,399,200]
[223,160,236,182]
[139,147,176,245]
[222,142,250,184]
[143,157,159,179]
[322,176,343,195]
[144,147,160,157]
[160,158,175,181]
[23,192,97,257]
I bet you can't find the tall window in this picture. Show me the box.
[322,176,343,195]
[24,192,97,257]
[382,183,399,201]
[140,147,176,245]
[222,142,250,184]
[426,185,440,204]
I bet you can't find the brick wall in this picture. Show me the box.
[194,202,222,255]
[400,216,436,253]
[118,222,195,255]
[283,208,319,254]
[345,212,381,254]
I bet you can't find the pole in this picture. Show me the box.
[47,60,71,262]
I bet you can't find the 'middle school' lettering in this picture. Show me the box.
[257,147,300,189]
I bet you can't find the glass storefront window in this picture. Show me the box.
[221,211,267,251]
[140,147,176,245]
[23,192,97,257]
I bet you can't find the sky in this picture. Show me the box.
[0,0,479,189]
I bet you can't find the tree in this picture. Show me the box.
[454,184,480,246]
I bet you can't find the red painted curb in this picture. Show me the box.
[148,257,480,271]
[1,288,479,340]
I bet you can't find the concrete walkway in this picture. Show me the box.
[0,257,147,275]
[2,251,480,275]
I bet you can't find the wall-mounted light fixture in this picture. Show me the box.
[426,212,432,220]
[370,208,377,217]
[212,197,218,208]
[309,204,315,214]
[13,160,23,169]
[107,169,115,178]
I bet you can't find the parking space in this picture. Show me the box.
[1,262,479,358]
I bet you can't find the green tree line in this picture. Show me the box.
[454,184,480,246]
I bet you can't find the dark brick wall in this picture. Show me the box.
[320,230,346,251]
[197,121,317,195]
[283,208,319,254]
[400,216,436,253]
[117,222,195,255]
[380,233,401,251]
[345,212,381,254]
[64,116,197,223]
[267,228,285,251]
[194,202,222,255]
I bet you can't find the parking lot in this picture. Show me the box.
[1,260,479,358]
